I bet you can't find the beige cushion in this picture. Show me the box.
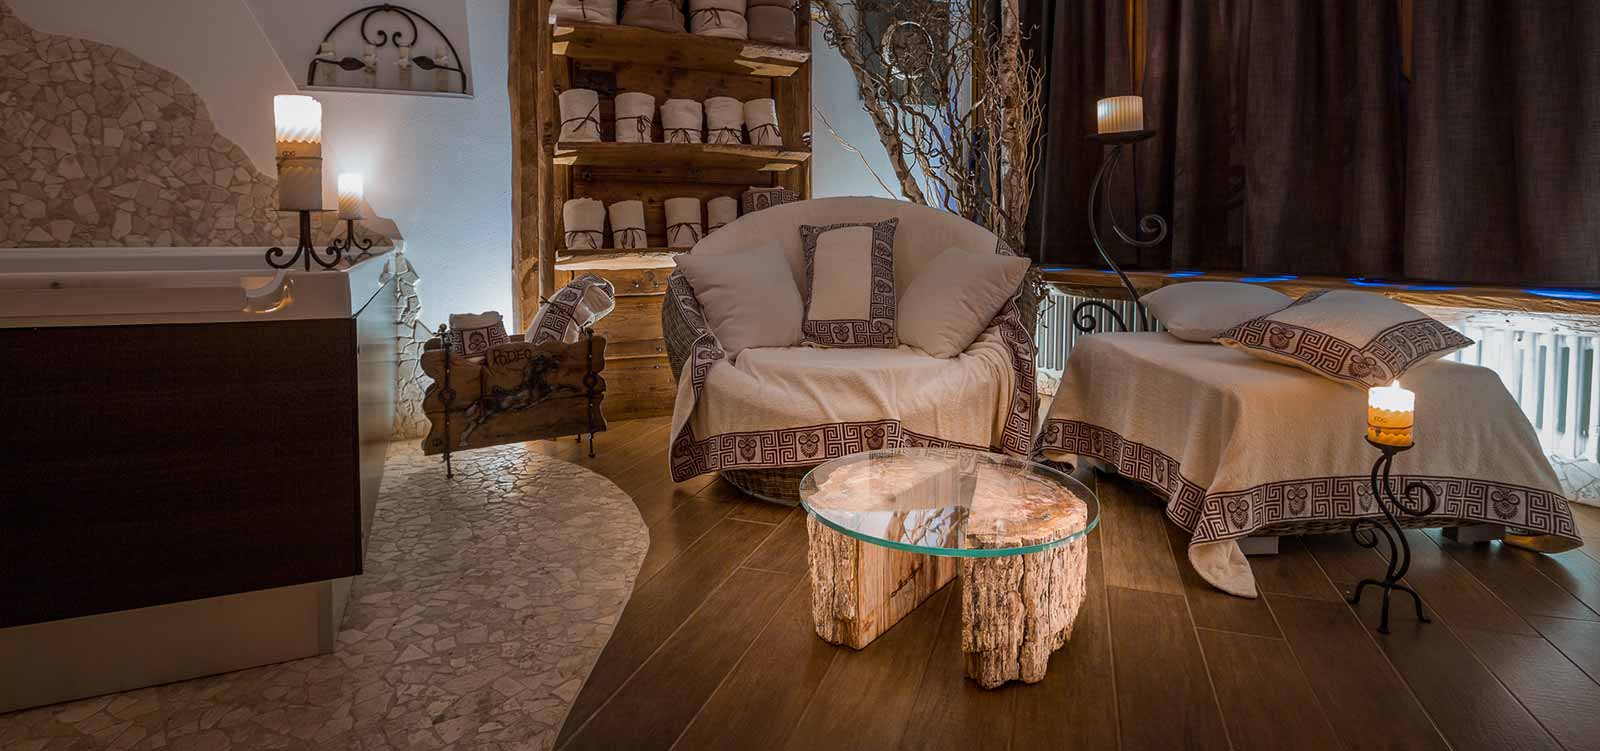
[1141,281,1293,342]
[674,242,802,360]
[800,219,899,348]
[1215,289,1473,389]
[898,247,1030,357]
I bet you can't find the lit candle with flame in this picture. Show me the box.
[1096,96,1144,134]
[1367,380,1415,447]
[273,95,322,211]
[337,173,365,220]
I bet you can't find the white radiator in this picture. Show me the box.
[1036,288,1600,503]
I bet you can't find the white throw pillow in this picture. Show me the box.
[799,219,899,348]
[1140,281,1293,342]
[674,242,803,360]
[898,247,1031,358]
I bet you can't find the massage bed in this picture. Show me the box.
[1039,332,1584,597]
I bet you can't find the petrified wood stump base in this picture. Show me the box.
[807,517,1089,688]
[961,536,1088,688]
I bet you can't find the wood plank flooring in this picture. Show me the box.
[540,418,1600,750]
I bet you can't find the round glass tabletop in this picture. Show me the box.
[799,448,1100,557]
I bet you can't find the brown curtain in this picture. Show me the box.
[1020,0,1132,264]
[1405,0,1600,286]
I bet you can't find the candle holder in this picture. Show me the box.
[266,210,344,271]
[328,218,374,256]
[1348,438,1439,633]
[1073,129,1169,334]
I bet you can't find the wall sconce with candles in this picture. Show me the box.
[1072,95,1171,335]
[266,94,345,271]
[305,4,467,94]
[1348,380,1438,634]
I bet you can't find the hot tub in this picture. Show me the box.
[0,247,399,712]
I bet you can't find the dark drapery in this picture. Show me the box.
[1405,0,1600,286]
[1030,0,1595,287]
[1020,0,1131,264]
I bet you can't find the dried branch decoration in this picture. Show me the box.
[810,0,1045,254]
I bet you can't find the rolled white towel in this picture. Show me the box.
[563,198,606,250]
[614,92,656,143]
[608,200,648,249]
[689,0,747,39]
[747,5,796,44]
[744,98,781,146]
[550,0,617,25]
[704,97,745,145]
[558,89,602,142]
[661,99,704,144]
[665,197,703,248]
[707,196,739,233]
[620,0,685,33]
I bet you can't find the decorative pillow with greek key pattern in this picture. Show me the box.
[1214,289,1472,389]
[799,218,899,348]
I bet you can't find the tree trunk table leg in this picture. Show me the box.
[807,515,957,649]
[960,536,1088,688]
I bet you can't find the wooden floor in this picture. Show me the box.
[537,417,1600,751]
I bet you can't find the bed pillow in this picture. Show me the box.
[674,242,803,360]
[898,246,1030,357]
[1214,289,1473,389]
[1140,281,1293,342]
[799,218,899,348]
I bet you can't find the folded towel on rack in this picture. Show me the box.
[744,98,781,146]
[748,5,796,44]
[707,196,739,233]
[527,276,618,345]
[614,92,656,143]
[620,0,685,33]
[448,311,509,359]
[563,198,606,250]
[608,200,648,249]
[704,97,745,145]
[689,0,747,39]
[558,89,602,142]
[551,0,618,24]
[661,99,704,143]
[665,197,703,248]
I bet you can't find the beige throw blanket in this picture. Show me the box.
[1041,333,1584,597]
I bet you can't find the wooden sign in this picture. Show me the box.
[420,336,608,455]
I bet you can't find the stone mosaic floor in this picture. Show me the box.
[0,443,649,751]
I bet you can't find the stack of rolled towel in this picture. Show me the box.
[689,0,747,39]
[550,0,617,25]
[744,98,781,146]
[665,197,704,248]
[661,99,704,144]
[564,197,735,249]
[558,89,602,142]
[614,92,656,143]
[707,196,739,233]
[704,97,745,145]
[608,200,647,249]
[747,0,796,44]
[562,198,607,250]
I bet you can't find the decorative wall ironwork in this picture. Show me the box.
[306,4,468,94]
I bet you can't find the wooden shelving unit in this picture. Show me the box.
[511,4,813,419]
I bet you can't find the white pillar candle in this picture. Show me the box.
[273,95,322,211]
[661,99,704,144]
[337,173,365,220]
[608,200,647,248]
[704,97,745,144]
[558,89,602,142]
[1367,380,1416,447]
[1096,95,1144,134]
[614,92,656,143]
[562,198,606,249]
[665,197,703,248]
[707,196,738,233]
[743,98,781,146]
[689,0,748,39]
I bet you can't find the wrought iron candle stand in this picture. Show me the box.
[328,218,374,257]
[1348,438,1439,633]
[1073,130,1169,334]
[266,210,344,271]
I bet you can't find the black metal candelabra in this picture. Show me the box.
[1348,438,1439,633]
[1073,130,1170,334]
[328,218,374,256]
[265,210,344,271]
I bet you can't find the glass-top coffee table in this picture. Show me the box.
[800,447,1100,688]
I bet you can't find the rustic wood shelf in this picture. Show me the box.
[551,21,810,78]
[555,249,682,270]
[552,142,811,171]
